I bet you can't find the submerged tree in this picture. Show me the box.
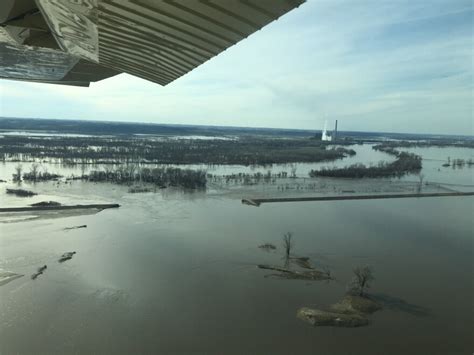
[416,173,425,193]
[282,232,294,258]
[349,265,375,297]
[29,163,39,182]
[290,164,297,178]
[13,164,22,182]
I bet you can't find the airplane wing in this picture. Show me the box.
[0,0,305,87]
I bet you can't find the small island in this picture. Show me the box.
[309,149,422,178]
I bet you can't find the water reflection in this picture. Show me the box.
[371,293,431,317]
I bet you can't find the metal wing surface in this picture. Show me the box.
[0,0,305,86]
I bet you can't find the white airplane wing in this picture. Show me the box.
[0,0,304,86]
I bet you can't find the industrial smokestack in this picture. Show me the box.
[334,120,338,141]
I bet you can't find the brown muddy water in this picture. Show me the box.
[0,146,473,354]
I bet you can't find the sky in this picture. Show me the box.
[0,0,472,135]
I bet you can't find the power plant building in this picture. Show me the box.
[321,120,338,142]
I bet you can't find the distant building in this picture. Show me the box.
[321,129,332,141]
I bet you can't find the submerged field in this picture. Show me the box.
[0,129,473,354]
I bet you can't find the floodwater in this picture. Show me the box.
[0,145,473,354]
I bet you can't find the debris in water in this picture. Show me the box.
[128,186,154,193]
[31,265,47,280]
[297,308,369,327]
[290,256,313,269]
[64,225,87,230]
[30,201,62,207]
[6,188,37,197]
[59,251,76,263]
[257,264,332,281]
[258,243,276,251]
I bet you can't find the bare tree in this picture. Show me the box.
[290,164,297,178]
[30,163,39,182]
[349,265,374,297]
[13,164,22,182]
[282,232,294,258]
[416,173,425,193]
[419,173,425,184]
[126,162,138,183]
[104,166,113,181]
[80,160,87,177]
[322,266,332,279]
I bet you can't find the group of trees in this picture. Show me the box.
[309,151,422,178]
[12,164,22,182]
[0,135,357,166]
[276,231,375,297]
[85,166,207,189]
[9,162,206,189]
[443,157,474,169]
[11,164,62,182]
[208,170,290,186]
[372,139,474,149]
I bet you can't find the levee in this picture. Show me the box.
[0,204,120,213]
[242,192,474,207]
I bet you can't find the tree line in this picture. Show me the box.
[0,135,356,166]
[84,166,207,189]
[309,150,422,178]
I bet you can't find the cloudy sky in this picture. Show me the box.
[0,0,472,135]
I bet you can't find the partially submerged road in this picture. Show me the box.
[242,192,474,207]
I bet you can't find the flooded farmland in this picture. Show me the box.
[0,144,473,354]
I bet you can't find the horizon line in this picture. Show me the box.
[0,116,472,139]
